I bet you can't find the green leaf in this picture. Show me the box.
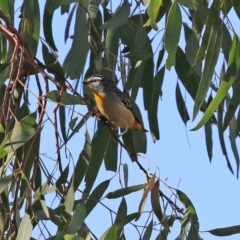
[218,101,233,174]
[176,211,191,240]
[40,200,50,219]
[177,0,198,10]
[88,0,101,19]
[64,4,77,42]
[105,184,147,199]
[16,213,33,240]
[64,235,83,240]
[99,225,117,240]
[84,122,109,194]
[114,212,138,230]
[208,225,240,236]
[156,46,165,71]
[187,223,201,239]
[142,220,153,240]
[0,0,14,24]
[125,51,152,61]
[42,43,65,83]
[3,127,38,153]
[123,163,128,188]
[175,82,190,125]
[69,117,78,130]
[85,180,110,216]
[99,0,130,29]
[233,0,240,20]
[189,0,221,75]
[43,0,60,51]
[128,60,145,101]
[105,27,119,73]
[176,189,199,230]
[221,0,233,15]
[229,117,239,177]
[114,197,127,229]
[0,174,13,194]
[69,202,86,234]
[204,120,212,161]
[0,64,10,87]
[46,90,84,105]
[193,20,222,120]
[148,67,164,142]
[63,5,89,79]
[71,131,91,191]
[64,184,74,214]
[192,34,239,130]
[34,181,50,200]
[0,148,8,158]
[21,0,40,55]
[104,131,118,172]
[143,0,163,30]
[221,21,232,62]
[59,106,67,142]
[165,1,182,70]
[142,56,154,110]
[56,164,69,189]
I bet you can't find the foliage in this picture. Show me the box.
[0,0,240,239]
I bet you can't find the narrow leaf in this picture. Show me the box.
[69,202,86,234]
[16,214,33,240]
[165,1,182,69]
[85,180,110,216]
[105,184,147,199]
[193,21,222,119]
[99,0,130,29]
[208,225,240,236]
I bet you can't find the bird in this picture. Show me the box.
[82,75,148,136]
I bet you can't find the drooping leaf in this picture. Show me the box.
[69,202,86,234]
[143,0,163,30]
[114,197,127,238]
[189,0,221,75]
[123,163,128,188]
[0,174,13,194]
[142,220,153,240]
[165,1,182,70]
[43,0,60,51]
[64,184,75,214]
[178,0,198,10]
[176,189,199,231]
[84,122,109,194]
[71,131,91,191]
[63,4,89,79]
[99,0,130,29]
[104,131,118,172]
[42,42,65,83]
[21,0,40,55]
[204,120,213,161]
[175,82,190,125]
[233,0,240,20]
[88,0,101,19]
[192,34,240,130]
[85,180,110,216]
[16,213,33,240]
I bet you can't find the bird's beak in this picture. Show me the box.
[82,80,88,84]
